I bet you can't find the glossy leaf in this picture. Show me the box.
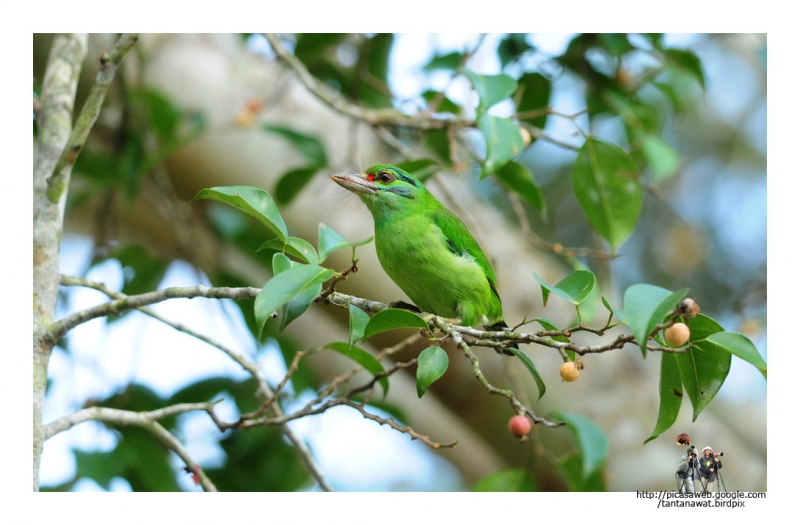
[191,186,288,242]
[349,303,370,349]
[644,351,683,444]
[464,70,517,114]
[676,314,730,421]
[622,284,689,356]
[326,342,388,396]
[495,161,545,217]
[533,270,596,306]
[478,114,524,179]
[363,308,428,340]
[640,135,680,181]
[257,236,320,265]
[557,411,609,481]
[318,223,373,263]
[262,125,327,166]
[705,332,766,378]
[416,346,449,398]
[274,166,319,205]
[507,347,546,400]
[573,138,642,251]
[472,469,536,492]
[254,264,333,337]
[270,254,321,333]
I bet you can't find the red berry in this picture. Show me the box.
[508,415,532,438]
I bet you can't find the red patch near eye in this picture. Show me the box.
[366,174,375,182]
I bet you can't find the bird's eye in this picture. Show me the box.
[378,170,395,184]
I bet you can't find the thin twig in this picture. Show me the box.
[508,193,617,260]
[44,404,219,492]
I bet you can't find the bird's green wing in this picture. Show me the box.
[432,210,501,302]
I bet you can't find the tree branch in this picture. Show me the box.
[58,275,335,492]
[44,404,218,492]
[264,33,472,131]
[48,33,139,204]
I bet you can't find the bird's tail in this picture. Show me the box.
[486,320,518,356]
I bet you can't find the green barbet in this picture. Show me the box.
[331,164,514,341]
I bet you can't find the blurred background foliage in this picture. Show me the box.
[34,33,766,492]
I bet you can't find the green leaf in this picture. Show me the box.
[395,158,439,182]
[74,449,126,490]
[421,90,461,115]
[644,351,683,444]
[254,264,333,337]
[507,347,546,400]
[640,135,680,181]
[601,296,626,324]
[144,90,181,141]
[557,412,609,481]
[326,342,388,396]
[464,70,518,114]
[358,33,394,108]
[621,284,689,356]
[423,51,462,71]
[532,270,596,306]
[318,222,373,263]
[705,332,766,378]
[665,48,705,90]
[573,138,642,251]
[191,186,288,243]
[478,115,524,179]
[416,346,449,398]
[271,253,322,333]
[257,236,320,265]
[495,161,545,217]
[274,166,319,205]
[515,72,551,132]
[110,245,169,299]
[363,308,428,340]
[262,125,327,166]
[675,314,730,421]
[497,33,534,67]
[534,318,571,343]
[349,303,370,349]
[597,33,633,56]
[472,469,537,492]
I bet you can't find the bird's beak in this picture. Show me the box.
[330,172,378,195]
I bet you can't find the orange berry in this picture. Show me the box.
[560,361,580,382]
[665,322,691,346]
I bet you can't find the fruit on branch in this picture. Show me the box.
[560,361,580,382]
[679,298,700,318]
[665,322,691,346]
[508,414,532,438]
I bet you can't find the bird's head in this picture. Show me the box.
[330,164,429,217]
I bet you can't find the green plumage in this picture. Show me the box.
[331,164,507,329]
